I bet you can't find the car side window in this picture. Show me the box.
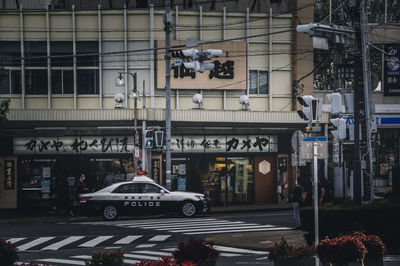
[112,183,141,193]
[140,183,162,193]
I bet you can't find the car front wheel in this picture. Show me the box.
[102,205,118,221]
[180,201,196,217]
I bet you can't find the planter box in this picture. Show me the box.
[274,257,315,266]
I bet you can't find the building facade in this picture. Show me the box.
[0,0,321,210]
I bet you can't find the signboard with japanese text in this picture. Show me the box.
[4,160,15,190]
[14,136,135,154]
[152,158,161,184]
[384,44,400,96]
[156,40,246,90]
[172,135,278,153]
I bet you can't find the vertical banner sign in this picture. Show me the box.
[235,161,247,194]
[384,45,400,96]
[152,159,161,184]
[4,160,15,190]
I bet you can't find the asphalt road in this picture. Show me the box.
[0,211,295,266]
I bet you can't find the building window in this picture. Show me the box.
[77,69,99,94]
[0,42,21,94]
[51,41,73,66]
[25,70,47,95]
[25,41,47,67]
[249,70,268,94]
[52,69,73,94]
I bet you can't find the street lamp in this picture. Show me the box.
[116,72,140,172]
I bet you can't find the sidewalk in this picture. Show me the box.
[0,203,292,224]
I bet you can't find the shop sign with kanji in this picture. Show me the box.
[14,136,135,154]
[172,135,278,153]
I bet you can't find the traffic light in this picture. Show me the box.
[297,95,322,123]
[327,92,342,115]
[145,130,154,149]
[154,130,164,148]
[330,118,347,140]
[183,61,215,73]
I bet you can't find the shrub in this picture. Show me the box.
[85,249,124,265]
[172,238,220,264]
[352,232,387,258]
[316,235,367,264]
[0,239,19,266]
[267,236,315,260]
[135,256,195,266]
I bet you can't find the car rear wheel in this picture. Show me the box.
[103,205,118,221]
[180,201,196,217]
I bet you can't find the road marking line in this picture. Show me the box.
[184,226,292,235]
[38,258,85,265]
[7,238,26,244]
[171,224,275,233]
[148,235,171,241]
[124,259,140,264]
[122,218,218,227]
[133,250,171,256]
[17,237,55,251]
[214,245,268,255]
[141,220,243,229]
[114,235,142,244]
[125,253,161,261]
[159,223,258,232]
[41,236,85,250]
[135,244,157,248]
[71,255,91,259]
[78,236,113,247]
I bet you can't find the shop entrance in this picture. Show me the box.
[54,157,92,211]
[254,156,275,203]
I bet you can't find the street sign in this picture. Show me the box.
[299,139,328,160]
[291,130,304,151]
[134,147,140,158]
[333,140,340,163]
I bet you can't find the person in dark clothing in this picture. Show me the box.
[103,172,116,187]
[77,173,89,195]
[290,183,304,229]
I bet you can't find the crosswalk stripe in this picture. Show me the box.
[38,258,85,265]
[171,224,275,233]
[17,237,55,251]
[185,226,292,235]
[113,235,142,244]
[7,238,26,244]
[134,250,172,256]
[140,220,243,229]
[78,236,113,247]
[157,223,258,232]
[135,244,157,248]
[71,255,91,259]
[214,245,268,255]
[125,253,162,261]
[41,236,85,251]
[148,235,171,241]
[123,218,218,227]
[124,259,141,264]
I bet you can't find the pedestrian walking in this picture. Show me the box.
[290,182,304,229]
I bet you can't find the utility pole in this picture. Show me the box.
[352,0,362,204]
[164,0,172,190]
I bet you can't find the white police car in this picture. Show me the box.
[79,174,210,220]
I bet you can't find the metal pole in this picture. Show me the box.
[142,80,146,172]
[165,0,172,190]
[360,0,374,201]
[313,142,319,266]
[353,0,362,204]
